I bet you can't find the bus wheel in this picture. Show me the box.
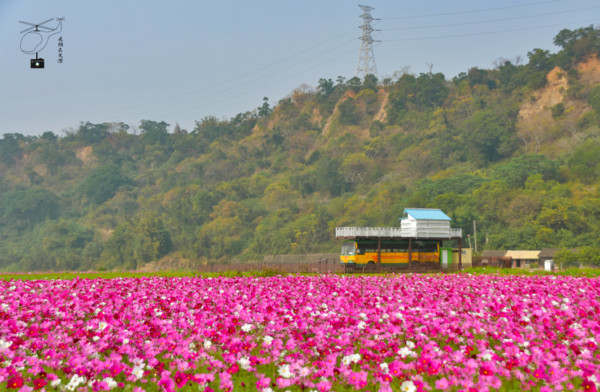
[368,261,375,264]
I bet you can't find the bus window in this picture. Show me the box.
[341,242,356,256]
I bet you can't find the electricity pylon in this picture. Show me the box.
[355,5,379,78]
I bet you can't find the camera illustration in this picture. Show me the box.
[20,18,64,70]
[30,58,45,68]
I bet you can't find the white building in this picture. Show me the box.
[400,208,461,239]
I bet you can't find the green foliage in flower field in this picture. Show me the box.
[1,26,600,272]
[2,267,600,281]
[459,267,600,278]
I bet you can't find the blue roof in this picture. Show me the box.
[402,208,451,221]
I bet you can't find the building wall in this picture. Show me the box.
[400,217,451,238]
[452,248,472,265]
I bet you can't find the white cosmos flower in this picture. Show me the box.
[380,362,389,374]
[400,380,417,392]
[278,364,293,379]
[0,339,12,349]
[241,323,253,332]
[132,365,144,380]
[238,356,251,370]
[103,377,118,389]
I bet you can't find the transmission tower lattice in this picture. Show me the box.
[355,5,380,78]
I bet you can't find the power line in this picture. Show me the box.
[69,27,358,119]
[382,6,600,31]
[115,40,358,120]
[381,0,569,20]
[384,19,599,42]
[38,36,359,124]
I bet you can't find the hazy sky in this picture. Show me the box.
[1,0,598,137]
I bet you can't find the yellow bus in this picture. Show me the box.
[340,239,440,266]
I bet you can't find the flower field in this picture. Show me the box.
[1,274,599,392]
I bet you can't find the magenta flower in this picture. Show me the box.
[32,378,47,390]
[158,375,175,392]
[0,274,599,391]
[479,365,494,377]
[5,376,24,389]
[583,379,598,392]
[533,367,547,380]
[173,371,188,388]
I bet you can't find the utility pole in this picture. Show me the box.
[356,5,380,78]
[473,220,478,253]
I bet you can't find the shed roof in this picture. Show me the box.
[402,208,451,221]
[505,250,541,260]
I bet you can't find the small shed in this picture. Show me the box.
[453,248,473,266]
[481,250,507,266]
[505,250,541,268]
[400,208,452,238]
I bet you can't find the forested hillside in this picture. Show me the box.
[1,26,600,271]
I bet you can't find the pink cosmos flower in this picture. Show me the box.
[316,379,332,392]
[158,374,175,392]
[435,377,450,390]
[256,375,271,390]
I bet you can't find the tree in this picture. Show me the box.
[76,122,110,144]
[554,26,600,64]
[38,220,94,270]
[589,86,600,113]
[363,73,378,91]
[0,134,22,166]
[317,78,334,96]
[139,120,170,146]
[258,97,272,118]
[463,109,519,163]
[3,188,59,229]
[341,153,371,184]
[36,145,77,175]
[491,154,560,188]
[102,213,172,270]
[568,140,600,183]
[338,98,361,125]
[79,164,129,204]
[137,212,172,259]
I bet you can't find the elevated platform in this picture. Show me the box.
[335,226,462,240]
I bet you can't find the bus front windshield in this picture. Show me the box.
[341,242,356,256]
